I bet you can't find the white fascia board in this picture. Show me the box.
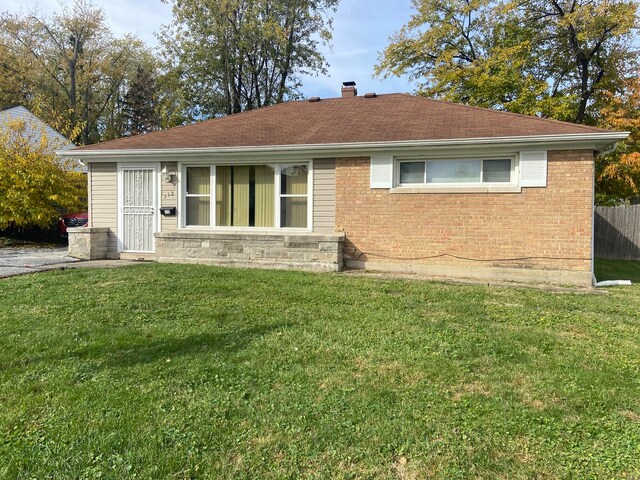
[57,132,630,162]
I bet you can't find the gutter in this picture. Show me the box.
[57,132,630,160]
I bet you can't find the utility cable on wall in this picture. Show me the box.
[348,251,591,263]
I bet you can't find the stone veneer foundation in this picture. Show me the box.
[155,231,345,272]
[67,227,110,260]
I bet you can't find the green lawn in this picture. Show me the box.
[1,262,639,479]
[595,258,640,283]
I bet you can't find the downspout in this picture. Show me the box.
[590,155,596,285]
[87,162,93,228]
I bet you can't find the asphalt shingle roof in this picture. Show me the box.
[77,93,614,151]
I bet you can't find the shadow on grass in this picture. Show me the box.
[8,323,290,373]
[594,258,640,283]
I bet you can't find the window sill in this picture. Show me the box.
[389,185,522,194]
[175,227,313,235]
[157,230,345,242]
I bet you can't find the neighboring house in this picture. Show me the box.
[60,83,628,286]
[0,105,84,172]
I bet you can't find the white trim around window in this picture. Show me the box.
[178,160,313,232]
[391,154,521,193]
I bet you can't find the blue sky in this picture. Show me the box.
[2,0,417,99]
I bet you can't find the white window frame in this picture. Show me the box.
[394,155,519,191]
[178,160,313,232]
[183,165,214,227]
[277,164,312,230]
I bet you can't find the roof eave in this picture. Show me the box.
[57,132,630,160]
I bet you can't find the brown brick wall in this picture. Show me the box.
[335,150,594,273]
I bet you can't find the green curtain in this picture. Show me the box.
[282,198,307,228]
[216,166,257,227]
[233,166,250,227]
[255,165,275,227]
[215,165,284,228]
[281,165,308,195]
[187,167,210,194]
[187,198,210,226]
[281,165,307,228]
[216,166,231,226]
[186,167,210,226]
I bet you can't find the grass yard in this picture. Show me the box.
[1,262,639,479]
[595,258,640,283]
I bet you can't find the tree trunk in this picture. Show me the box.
[575,57,589,124]
[276,7,296,103]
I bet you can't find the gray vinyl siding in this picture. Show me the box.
[89,162,118,255]
[0,106,71,147]
[313,159,336,233]
[160,162,178,233]
[0,106,86,172]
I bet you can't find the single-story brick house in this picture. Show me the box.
[60,83,628,286]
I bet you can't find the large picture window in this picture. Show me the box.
[398,158,513,186]
[183,163,309,230]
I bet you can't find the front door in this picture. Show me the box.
[119,166,157,253]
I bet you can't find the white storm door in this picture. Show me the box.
[119,166,157,252]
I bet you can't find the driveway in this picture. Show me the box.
[0,247,79,278]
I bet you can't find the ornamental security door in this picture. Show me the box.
[119,166,157,253]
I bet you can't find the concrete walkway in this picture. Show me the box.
[0,247,140,279]
[0,247,80,278]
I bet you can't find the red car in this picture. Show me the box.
[58,212,88,236]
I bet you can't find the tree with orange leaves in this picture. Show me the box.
[596,76,640,205]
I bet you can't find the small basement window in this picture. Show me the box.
[397,158,514,186]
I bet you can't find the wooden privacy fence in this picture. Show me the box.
[594,205,640,260]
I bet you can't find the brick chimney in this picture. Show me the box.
[341,81,357,98]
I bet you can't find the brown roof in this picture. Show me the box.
[78,93,615,151]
